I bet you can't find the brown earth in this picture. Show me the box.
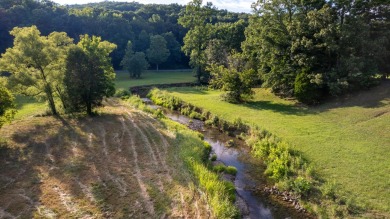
[0,99,211,218]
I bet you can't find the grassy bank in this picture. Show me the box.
[115,70,195,89]
[151,84,390,217]
[125,96,239,218]
[0,97,238,218]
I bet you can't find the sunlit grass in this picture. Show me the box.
[14,95,47,119]
[115,70,195,90]
[164,84,390,213]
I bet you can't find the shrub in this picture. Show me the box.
[114,88,131,98]
[225,166,238,176]
[213,164,226,173]
[291,176,312,196]
[211,154,217,161]
[294,70,323,104]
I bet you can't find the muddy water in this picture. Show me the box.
[144,99,305,219]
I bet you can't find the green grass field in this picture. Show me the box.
[163,83,390,214]
[12,70,195,119]
[115,70,195,89]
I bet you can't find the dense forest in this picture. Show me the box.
[0,0,389,104]
[0,0,248,69]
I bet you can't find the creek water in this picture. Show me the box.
[145,99,305,219]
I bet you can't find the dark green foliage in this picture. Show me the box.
[121,41,149,78]
[209,55,257,103]
[0,85,15,128]
[243,0,388,102]
[64,35,116,115]
[114,88,131,98]
[147,35,170,71]
[294,70,324,104]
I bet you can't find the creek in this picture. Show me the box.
[144,99,307,219]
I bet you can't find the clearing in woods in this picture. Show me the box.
[0,99,211,218]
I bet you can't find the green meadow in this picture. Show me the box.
[115,70,195,90]
[163,83,390,213]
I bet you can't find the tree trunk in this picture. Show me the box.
[87,102,92,116]
[47,92,57,116]
[196,66,201,83]
[156,64,159,71]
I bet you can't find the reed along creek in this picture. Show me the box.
[143,98,309,219]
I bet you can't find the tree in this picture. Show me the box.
[121,41,149,78]
[147,35,170,71]
[64,35,116,115]
[209,53,257,103]
[0,26,73,115]
[0,85,15,128]
[179,0,214,83]
[161,32,182,69]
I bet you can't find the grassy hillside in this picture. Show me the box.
[0,99,234,218]
[163,81,390,214]
[115,70,195,90]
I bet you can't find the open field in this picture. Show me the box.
[115,70,195,90]
[163,81,390,214]
[0,100,218,218]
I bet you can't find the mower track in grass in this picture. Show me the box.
[0,99,212,218]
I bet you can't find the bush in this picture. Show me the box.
[114,88,131,98]
[225,166,237,175]
[211,154,217,161]
[294,70,323,104]
[291,176,312,196]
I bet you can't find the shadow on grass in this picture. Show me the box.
[313,80,390,111]
[238,80,389,116]
[167,87,208,95]
[0,112,178,218]
[242,100,315,116]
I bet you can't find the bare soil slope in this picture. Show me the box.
[0,100,210,218]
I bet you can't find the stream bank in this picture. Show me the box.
[144,98,311,219]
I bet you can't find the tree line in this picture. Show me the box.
[0,0,247,70]
[181,0,389,103]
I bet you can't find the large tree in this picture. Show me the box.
[121,41,149,78]
[0,26,73,115]
[147,35,170,71]
[64,35,116,115]
[179,0,214,83]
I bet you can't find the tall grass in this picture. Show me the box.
[125,95,239,218]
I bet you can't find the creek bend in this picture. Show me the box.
[144,98,306,219]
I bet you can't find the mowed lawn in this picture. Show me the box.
[115,70,195,89]
[164,82,390,213]
[12,70,195,119]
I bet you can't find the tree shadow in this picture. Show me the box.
[242,100,315,116]
[313,80,390,111]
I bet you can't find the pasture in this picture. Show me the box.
[115,70,195,90]
[163,82,390,214]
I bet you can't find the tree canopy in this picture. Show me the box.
[147,35,170,71]
[0,26,73,115]
[64,35,116,115]
[121,41,149,78]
